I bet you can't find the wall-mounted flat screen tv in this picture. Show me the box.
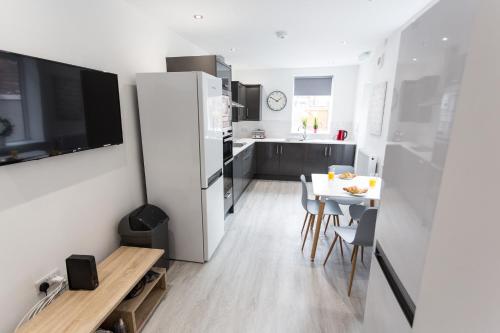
[0,50,123,166]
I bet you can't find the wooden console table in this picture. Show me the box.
[17,246,165,333]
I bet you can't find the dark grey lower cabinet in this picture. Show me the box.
[256,142,280,176]
[255,142,305,180]
[233,153,244,203]
[233,144,256,204]
[303,144,330,177]
[242,144,255,186]
[255,142,356,181]
[234,142,356,203]
[279,143,305,177]
[331,144,356,166]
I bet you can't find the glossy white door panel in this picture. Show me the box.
[198,72,223,188]
[363,259,412,333]
[202,176,225,261]
[374,0,478,303]
[363,0,481,330]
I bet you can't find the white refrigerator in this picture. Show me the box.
[363,0,480,331]
[136,72,225,263]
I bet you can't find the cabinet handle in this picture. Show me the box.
[280,146,283,155]
[324,147,327,157]
[246,107,249,117]
[276,145,279,154]
[329,147,332,156]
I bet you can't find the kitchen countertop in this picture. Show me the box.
[233,138,356,156]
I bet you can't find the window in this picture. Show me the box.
[292,76,333,133]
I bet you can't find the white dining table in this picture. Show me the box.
[309,174,382,261]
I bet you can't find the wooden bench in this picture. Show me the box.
[17,246,166,333]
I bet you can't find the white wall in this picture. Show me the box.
[232,66,359,139]
[353,33,401,173]
[0,1,205,332]
[413,0,500,331]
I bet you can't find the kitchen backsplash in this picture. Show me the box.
[233,120,354,140]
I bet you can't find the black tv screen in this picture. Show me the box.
[0,50,123,166]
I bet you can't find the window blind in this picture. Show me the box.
[294,76,333,96]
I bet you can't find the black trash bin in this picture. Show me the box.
[118,204,169,269]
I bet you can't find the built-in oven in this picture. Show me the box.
[223,129,233,163]
[223,157,234,215]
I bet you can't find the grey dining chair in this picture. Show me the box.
[323,165,364,233]
[324,202,366,233]
[300,175,343,253]
[323,208,378,296]
[348,204,368,226]
[328,164,355,175]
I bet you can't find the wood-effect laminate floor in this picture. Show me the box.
[143,180,371,333]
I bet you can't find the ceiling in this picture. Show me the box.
[126,0,434,69]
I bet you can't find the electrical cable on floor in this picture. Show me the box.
[15,277,67,332]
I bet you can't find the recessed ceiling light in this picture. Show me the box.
[442,37,449,41]
[412,58,418,62]
[229,48,236,52]
[193,14,203,20]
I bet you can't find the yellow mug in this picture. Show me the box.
[369,178,377,188]
[328,171,335,180]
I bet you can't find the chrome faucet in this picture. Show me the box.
[298,126,307,141]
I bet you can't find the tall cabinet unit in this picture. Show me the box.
[362,0,481,331]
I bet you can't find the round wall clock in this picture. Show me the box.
[267,90,287,111]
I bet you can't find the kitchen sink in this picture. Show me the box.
[233,142,246,148]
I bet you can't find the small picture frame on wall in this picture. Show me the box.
[368,82,388,136]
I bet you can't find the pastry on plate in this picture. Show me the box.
[339,172,357,179]
[343,186,368,195]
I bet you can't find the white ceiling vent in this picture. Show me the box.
[275,31,288,39]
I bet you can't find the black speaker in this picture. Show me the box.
[65,255,99,290]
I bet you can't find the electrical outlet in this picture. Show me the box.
[35,268,63,293]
